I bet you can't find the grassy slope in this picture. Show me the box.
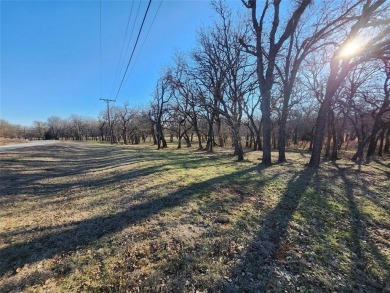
[0,142,388,292]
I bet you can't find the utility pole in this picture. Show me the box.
[100,98,115,144]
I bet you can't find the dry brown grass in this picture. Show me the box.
[0,138,29,146]
[0,142,389,292]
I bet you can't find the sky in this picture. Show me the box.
[1,0,243,126]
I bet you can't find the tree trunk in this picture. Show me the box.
[331,112,339,160]
[235,144,244,161]
[157,134,161,150]
[161,135,167,148]
[184,133,191,147]
[366,129,380,160]
[272,131,277,150]
[278,124,287,163]
[278,86,293,162]
[325,110,335,158]
[366,118,381,159]
[293,128,298,146]
[254,128,261,151]
[309,95,332,167]
[308,127,314,151]
[352,139,365,162]
[231,122,244,161]
[123,128,128,145]
[377,129,385,157]
[367,68,389,160]
[384,129,390,154]
[258,134,263,151]
[151,126,157,145]
[232,127,244,161]
[246,124,254,149]
[206,115,214,152]
[260,90,272,165]
[192,115,203,149]
[177,127,182,149]
[216,116,224,147]
[324,131,331,158]
[157,124,167,149]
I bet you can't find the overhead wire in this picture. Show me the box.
[126,1,163,84]
[109,0,135,98]
[99,0,102,99]
[115,0,153,101]
[126,0,143,58]
[110,1,142,99]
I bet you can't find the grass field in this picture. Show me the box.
[0,138,29,146]
[0,142,389,292]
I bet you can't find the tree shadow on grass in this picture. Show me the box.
[370,159,390,176]
[0,166,259,291]
[218,167,315,292]
[132,168,285,292]
[0,145,228,201]
[0,145,155,196]
[285,148,311,157]
[332,162,390,291]
[372,157,389,167]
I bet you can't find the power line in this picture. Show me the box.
[110,0,142,98]
[125,0,143,62]
[99,0,102,99]
[109,0,135,98]
[126,1,163,84]
[112,1,142,99]
[115,0,153,101]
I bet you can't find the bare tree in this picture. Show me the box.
[170,55,206,149]
[46,116,64,140]
[210,2,256,161]
[151,71,173,149]
[243,92,262,151]
[113,103,132,145]
[240,0,312,165]
[69,115,86,141]
[32,120,47,140]
[192,26,228,152]
[268,0,365,163]
[0,120,23,139]
[366,59,390,159]
[309,0,390,167]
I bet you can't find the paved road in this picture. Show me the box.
[0,140,61,151]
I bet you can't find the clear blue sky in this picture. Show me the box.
[1,0,243,126]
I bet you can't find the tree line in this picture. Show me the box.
[149,0,390,166]
[1,0,389,168]
[0,107,151,144]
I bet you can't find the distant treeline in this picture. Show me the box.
[2,0,390,167]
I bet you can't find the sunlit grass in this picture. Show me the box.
[0,142,388,292]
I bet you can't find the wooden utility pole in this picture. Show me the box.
[100,98,115,144]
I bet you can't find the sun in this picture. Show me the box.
[339,39,363,58]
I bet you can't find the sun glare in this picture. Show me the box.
[339,39,363,58]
